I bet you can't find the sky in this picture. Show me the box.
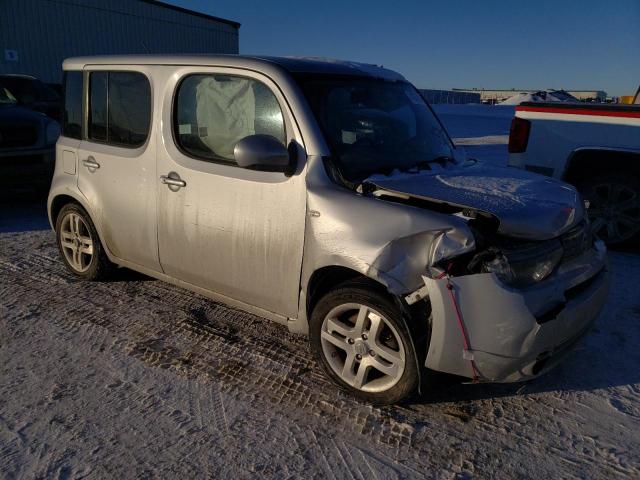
[171,0,640,96]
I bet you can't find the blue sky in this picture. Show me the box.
[172,0,640,96]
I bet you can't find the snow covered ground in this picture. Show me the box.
[1,107,639,479]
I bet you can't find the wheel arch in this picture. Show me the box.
[49,194,82,231]
[563,148,640,184]
[48,191,116,261]
[299,262,431,333]
[306,265,368,321]
[563,149,640,246]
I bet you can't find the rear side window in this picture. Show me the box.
[63,71,83,139]
[89,72,108,142]
[88,71,151,147]
[174,74,286,164]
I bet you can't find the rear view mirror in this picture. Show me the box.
[234,134,291,172]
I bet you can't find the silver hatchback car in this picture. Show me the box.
[48,55,609,404]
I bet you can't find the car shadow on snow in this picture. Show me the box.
[103,267,154,283]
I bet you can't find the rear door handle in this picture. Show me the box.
[82,157,100,171]
[160,172,186,190]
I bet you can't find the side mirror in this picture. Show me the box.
[234,134,291,172]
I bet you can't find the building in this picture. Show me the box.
[0,0,240,84]
[418,89,481,104]
[452,88,607,103]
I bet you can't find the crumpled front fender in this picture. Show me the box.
[367,228,474,294]
[291,155,475,334]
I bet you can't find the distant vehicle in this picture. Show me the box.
[0,74,61,120]
[49,55,608,404]
[547,90,580,102]
[500,89,579,105]
[508,101,640,246]
[0,85,60,192]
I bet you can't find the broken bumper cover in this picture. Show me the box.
[423,242,609,382]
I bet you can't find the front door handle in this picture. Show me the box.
[160,172,186,190]
[82,156,100,172]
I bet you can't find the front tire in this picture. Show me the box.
[578,173,640,247]
[55,203,113,280]
[310,279,419,404]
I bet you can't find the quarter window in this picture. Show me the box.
[89,72,108,142]
[174,74,286,164]
[62,71,83,139]
[88,71,151,147]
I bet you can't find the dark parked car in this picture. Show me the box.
[0,74,61,120]
[0,85,59,192]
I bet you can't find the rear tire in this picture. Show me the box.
[55,203,113,280]
[578,173,640,247]
[310,279,419,405]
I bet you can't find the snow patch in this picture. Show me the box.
[434,174,527,206]
[499,90,579,105]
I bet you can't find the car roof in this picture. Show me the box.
[0,74,38,80]
[62,54,405,81]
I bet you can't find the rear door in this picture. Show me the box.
[156,66,306,318]
[77,66,160,271]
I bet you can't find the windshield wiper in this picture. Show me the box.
[361,154,456,180]
[408,155,455,171]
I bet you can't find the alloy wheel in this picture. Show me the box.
[320,303,406,393]
[59,212,94,273]
[587,181,640,244]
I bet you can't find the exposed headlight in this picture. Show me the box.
[45,120,61,145]
[482,240,563,287]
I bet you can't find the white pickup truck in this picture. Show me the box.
[508,101,640,246]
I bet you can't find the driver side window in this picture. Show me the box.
[174,74,286,165]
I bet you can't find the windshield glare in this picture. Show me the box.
[297,76,454,182]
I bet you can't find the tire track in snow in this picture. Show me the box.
[1,230,639,478]
[1,233,421,452]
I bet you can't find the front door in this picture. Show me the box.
[77,67,160,271]
[156,67,306,318]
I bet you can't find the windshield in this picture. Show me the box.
[296,75,454,182]
[0,87,17,104]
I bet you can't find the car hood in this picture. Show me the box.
[364,162,584,240]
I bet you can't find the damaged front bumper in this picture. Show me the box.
[419,241,609,382]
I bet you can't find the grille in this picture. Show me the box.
[0,124,38,148]
[561,222,592,260]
